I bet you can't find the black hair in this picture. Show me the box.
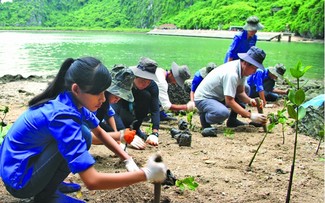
[29,57,111,107]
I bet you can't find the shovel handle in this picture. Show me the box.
[255,98,267,132]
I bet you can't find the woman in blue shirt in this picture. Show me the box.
[0,57,167,203]
[224,16,264,63]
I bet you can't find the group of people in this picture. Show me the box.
[0,16,289,203]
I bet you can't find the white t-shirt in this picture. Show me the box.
[194,60,246,102]
[155,67,172,110]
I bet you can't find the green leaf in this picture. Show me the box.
[288,89,296,103]
[278,117,287,124]
[302,65,312,73]
[267,123,275,131]
[287,105,297,119]
[297,106,306,120]
[290,68,304,79]
[294,89,305,105]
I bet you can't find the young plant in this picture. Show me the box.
[248,113,276,167]
[285,61,311,203]
[186,111,194,130]
[269,102,289,144]
[175,176,199,192]
[145,123,153,135]
[223,128,234,139]
[315,129,324,155]
[0,106,10,145]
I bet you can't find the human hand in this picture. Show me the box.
[120,128,136,144]
[124,157,140,172]
[130,135,146,150]
[146,133,159,146]
[250,98,264,108]
[186,101,195,111]
[141,154,167,183]
[250,113,267,125]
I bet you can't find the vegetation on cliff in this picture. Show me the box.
[0,0,323,38]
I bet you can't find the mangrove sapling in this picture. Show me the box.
[0,106,10,145]
[285,61,311,203]
[186,111,194,130]
[223,128,235,139]
[175,176,199,192]
[315,129,324,155]
[248,114,276,167]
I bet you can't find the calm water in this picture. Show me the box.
[0,31,323,79]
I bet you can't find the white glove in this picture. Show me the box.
[146,134,159,146]
[124,157,140,172]
[186,101,195,111]
[249,98,256,106]
[141,155,167,183]
[250,113,267,124]
[130,135,146,150]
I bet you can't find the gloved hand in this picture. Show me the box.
[120,128,136,144]
[124,157,140,172]
[250,98,264,108]
[130,135,146,150]
[250,113,267,124]
[186,101,195,111]
[146,132,159,146]
[141,154,167,183]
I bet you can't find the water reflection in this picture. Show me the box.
[0,31,323,79]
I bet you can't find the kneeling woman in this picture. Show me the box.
[0,57,166,203]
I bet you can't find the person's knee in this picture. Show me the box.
[206,109,229,124]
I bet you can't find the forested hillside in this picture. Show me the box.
[0,0,323,38]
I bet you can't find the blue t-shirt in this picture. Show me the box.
[191,70,204,92]
[0,91,98,190]
[224,30,257,63]
[247,69,270,92]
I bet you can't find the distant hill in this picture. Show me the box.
[0,0,323,38]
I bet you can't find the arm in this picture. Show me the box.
[107,116,117,132]
[225,96,251,118]
[258,90,267,107]
[79,166,146,190]
[273,88,288,95]
[190,91,195,101]
[92,126,130,161]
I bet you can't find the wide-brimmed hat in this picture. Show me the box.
[107,64,135,102]
[243,16,264,31]
[238,46,266,70]
[269,63,286,80]
[129,57,158,82]
[199,62,217,78]
[171,62,191,88]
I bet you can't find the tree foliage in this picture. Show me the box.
[0,0,323,38]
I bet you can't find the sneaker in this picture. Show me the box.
[136,129,147,140]
[226,119,247,128]
[160,110,177,121]
[58,182,81,193]
[249,122,263,127]
[201,127,218,137]
[34,190,85,203]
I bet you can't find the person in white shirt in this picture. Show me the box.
[194,46,268,136]
[155,62,194,121]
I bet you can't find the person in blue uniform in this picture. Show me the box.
[190,62,217,101]
[0,57,167,203]
[224,16,264,63]
[247,63,288,106]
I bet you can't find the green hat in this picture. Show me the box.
[107,65,135,102]
[243,16,264,31]
[269,63,286,80]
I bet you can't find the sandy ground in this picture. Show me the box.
[0,80,324,203]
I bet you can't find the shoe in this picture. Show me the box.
[161,116,177,121]
[160,110,177,121]
[34,190,85,203]
[249,122,263,127]
[58,182,81,193]
[201,127,218,137]
[226,119,247,128]
[136,129,147,140]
